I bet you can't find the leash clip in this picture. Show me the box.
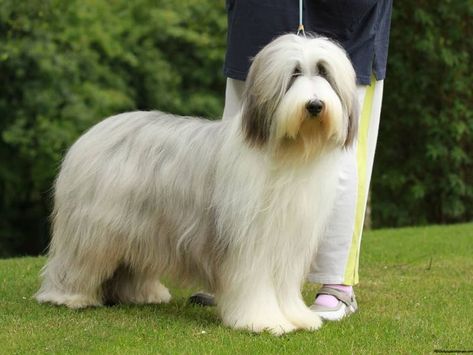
[296,0,306,37]
[297,24,306,37]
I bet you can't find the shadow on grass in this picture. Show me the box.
[103,296,222,328]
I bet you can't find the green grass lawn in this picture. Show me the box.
[1,224,473,354]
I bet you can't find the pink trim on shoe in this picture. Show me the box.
[310,286,358,321]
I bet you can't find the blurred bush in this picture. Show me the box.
[0,0,226,256]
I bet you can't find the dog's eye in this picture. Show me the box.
[287,67,302,92]
[292,66,302,77]
[317,63,328,78]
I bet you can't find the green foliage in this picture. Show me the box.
[0,0,226,256]
[0,1,472,256]
[372,1,473,227]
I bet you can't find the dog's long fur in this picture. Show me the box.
[36,34,358,334]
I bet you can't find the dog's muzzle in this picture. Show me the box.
[305,99,324,117]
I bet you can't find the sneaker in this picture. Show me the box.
[188,292,216,307]
[310,286,358,321]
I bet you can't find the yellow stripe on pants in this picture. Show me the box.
[343,77,376,285]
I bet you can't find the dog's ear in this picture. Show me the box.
[240,83,272,147]
[240,55,275,148]
[344,92,359,148]
[240,34,301,147]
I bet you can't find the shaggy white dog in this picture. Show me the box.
[36,34,358,335]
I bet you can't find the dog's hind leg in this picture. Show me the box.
[103,266,171,305]
[36,228,123,309]
[36,252,122,309]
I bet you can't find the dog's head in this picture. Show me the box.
[241,34,358,160]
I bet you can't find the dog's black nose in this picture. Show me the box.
[306,100,324,116]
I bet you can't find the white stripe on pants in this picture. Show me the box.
[222,77,384,286]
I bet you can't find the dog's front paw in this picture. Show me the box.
[224,315,297,336]
[265,321,298,336]
[286,309,323,331]
[130,281,172,305]
[280,302,323,331]
[242,320,297,336]
[144,282,172,304]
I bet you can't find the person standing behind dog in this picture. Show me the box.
[191,0,393,320]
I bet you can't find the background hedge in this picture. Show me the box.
[373,0,473,227]
[0,0,472,257]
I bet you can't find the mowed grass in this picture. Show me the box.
[1,224,472,354]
